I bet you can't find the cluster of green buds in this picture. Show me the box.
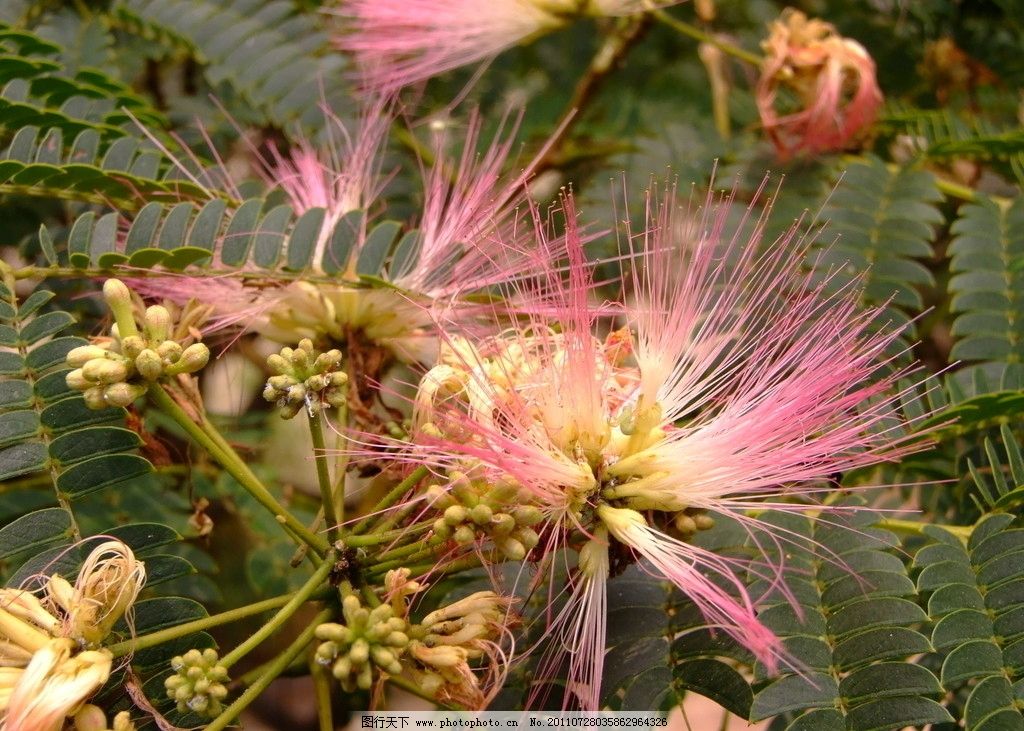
[262,338,348,418]
[164,648,230,718]
[65,279,210,410]
[427,472,543,560]
[314,594,409,691]
[74,704,136,731]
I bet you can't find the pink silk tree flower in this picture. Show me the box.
[756,9,883,159]
[409,184,930,709]
[134,107,552,367]
[332,0,680,93]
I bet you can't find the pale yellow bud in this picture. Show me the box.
[82,358,128,384]
[102,280,138,338]
[102,382,147,408]
[66,346,110,368]
[82,387,107,410]
[144,305,171,342]
[65,369,90,391]
[166,343,210,375]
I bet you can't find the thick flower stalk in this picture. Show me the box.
[408,187,927,708]
[0,540,145,730]
[333,0,680,92]
[65,280,210,410]
[755,8,883,158]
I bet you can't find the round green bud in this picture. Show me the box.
[469,504,493,526]
[135,349,164,381]
[156,341,182,364]
[453,525,477,544]
[443,505,468,526]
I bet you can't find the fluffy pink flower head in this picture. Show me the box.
[756,9,883,159]
[333,0,679,93]
[410,183,929,708]
[135,108,550,366]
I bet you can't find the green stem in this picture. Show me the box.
[352,465,430,535]
[374,542,433,565]
[313,660,334,731]
[343,522,432,548]
[879,517,972,541]
[205,608,332,731]
[370,553,486,579]
[648,7,762,66]
[220,557,335,669]
[150,386,328,555]
[332,397,350,535]
[107,587,332,657]
[309,410,341,546]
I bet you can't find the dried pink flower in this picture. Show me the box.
[756,9,883,159]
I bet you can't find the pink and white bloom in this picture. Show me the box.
[333,0,680,93]
[756,9,883,159]
[136,108,551,366]
[409,184,928,708]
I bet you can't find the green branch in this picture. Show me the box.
[107,587,333,657]
[352,465,430,535]
[149,385,328,554]
[205,608,333,731]
[220,557,335,668]
[309,410,341,546]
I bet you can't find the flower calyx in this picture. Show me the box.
[66,279,210,410]
[164,648,230,718]
[262,338,348,418]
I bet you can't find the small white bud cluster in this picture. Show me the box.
[428,473,543,560]
[262,338,348,418]
[65,280,210,410]
[164,648,229,718]
[315,595,409,691]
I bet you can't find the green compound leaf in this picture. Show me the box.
[949,195,1024,365]
[748,502,950,729]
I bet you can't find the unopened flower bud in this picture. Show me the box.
[103,382,147,408]
[135,349,163,381]
[66,345,110,368]
[144,306,172,342]
[82,358,128,384]
[156,340,182,363]
[119,335,145,359]
[82,387,107,410]
[168,343,210,374]
[103,279,138,338]
[66,368,90,391]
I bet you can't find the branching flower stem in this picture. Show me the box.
[351,465,431,535]
[647,7,761,65]
[149,385,329,555]
[107,586,334,657]
[309,410,342,545]
[204,608,333,731]
[219,556,336,669]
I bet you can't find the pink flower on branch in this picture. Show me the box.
[332,0,681,93]
[409,182,930,708]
